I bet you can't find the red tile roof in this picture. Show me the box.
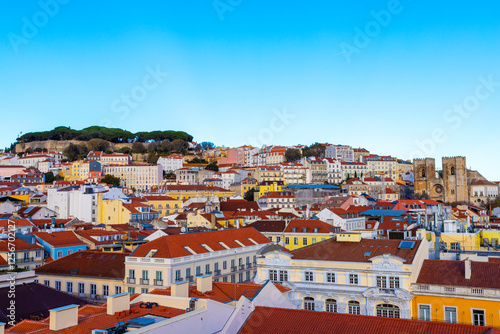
[33,231,86,247]
[150,281,290,304]
[35,250,127,279]
[416,259,500,289]
[239,307,499,334]
[284,219,335,234]
[0,238,43,252]
[291,238,422,263]
[131,228,271,259]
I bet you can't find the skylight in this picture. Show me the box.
[398,241,416,249]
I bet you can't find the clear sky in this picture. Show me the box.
[1,1,499,179]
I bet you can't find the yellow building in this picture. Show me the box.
[412,258,500,327]
[440,231,481,251]
[35,250,126,301]
[230,178,258,197]
[283,219,336,251]
[253,166,284,184]
[255,181,283,201]
[141,195,182,217]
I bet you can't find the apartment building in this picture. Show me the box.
[281,162,307,185]
[102,164,162,191]
[256,235,428,319]
[158,154,184,173]
[124,228,271,294]
[325,145,354,162]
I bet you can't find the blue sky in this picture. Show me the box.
[1,1,499,179]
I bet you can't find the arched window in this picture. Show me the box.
[450,167,455,175]
[303,297,315,311]
[325,298,337,313]
[348,300,360,315]
[421,168,426,178]
[376,304,400,318]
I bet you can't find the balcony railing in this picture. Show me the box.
[231,266,237,272]
[239,264,245,270]
[214,270,221,276]
[187,276,194,282]
[154,279,163,286]
[246,263,252,269]
[174,277,183,283]
[140,278,149,285]
[127,278,136,284]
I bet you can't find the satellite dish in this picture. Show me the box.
[121,235,127,240]
[181,227,186,233]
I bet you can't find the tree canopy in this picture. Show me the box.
[17,126,193,144]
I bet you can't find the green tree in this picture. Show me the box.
[205,161,219,171]
[147,152,159,164]
[87,138,110,152]
[44,171,56,184]
[200,142,215,150]
[244,188,256,201]
[63,143,88,161]
[102,174,121,187]
[285,148,301,162]
[301,142,325,158]
[132,142,146,153]
[117,147,132,154]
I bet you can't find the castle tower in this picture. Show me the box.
[442,156,468,203]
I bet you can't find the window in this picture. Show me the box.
[445,307,457,323]
[141,288,148,294]
[231,275,235,283]
[376,304,400,318]
[294,237,299,245]
[205,264,210,274]
[450,242,460,251]
[129,269,135,278]
[214,262,219,272]
[473,310,485,326]
[223,276,228,282]
[175,270,181,281]
[326,272,335,283]
[349,274,359,285]
[128,287,135,294]
[276,236,281,243]
[186,268,191,279]
[223,261,227,270]
[196,266,201,276]
[419,305,430,321]
[285,237,290,245]
[325,299,337,313]
[303,297,315,311]
[156,271,162,281]
[55,281,61,291]
[44,279,50,287]
[103,285,109,296]
[269,270,278,282]
[305,271,314,282]
[246,270,250,281]
[78,282,85,294]
[389,276,400,289]
[312,237,317,244]
[348,301,360,315]
[376,276,387,289]
[90,283,97,296]
[66,281,73,293]
[57,251,63,258]
[238,273,243,282]
[303,237,308,246]
[115,286,122,294]
[279,270,288,282]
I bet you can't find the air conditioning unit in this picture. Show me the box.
[483,238,490,246]
[92,330,108,334]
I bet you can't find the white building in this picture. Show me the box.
[47,184,107,223]
[316,208,366,231]
[325,145,354,162]
[158,154,184,173]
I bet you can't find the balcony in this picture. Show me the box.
[196,272,204,277]
[239,264,245,270]
[187,276,194,282]
[231,266,237,272]
[246,263,252,269]
[127,278,136,284]
[154,279,163,286]
[205,271,212,275]
[214,270,221,276]
[140,279,149,285]
[174,277,183,283]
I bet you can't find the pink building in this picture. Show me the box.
[218,147,245,166]
[0,165,27,178]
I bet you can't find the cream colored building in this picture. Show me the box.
[102,164,163,192]
[124,228,272,294]
[255,233,429,319]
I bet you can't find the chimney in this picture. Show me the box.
[196,274,213,293]
[465,258,472,280]
[171,280,189,297]
[106,292,130,315]
[49,304,79,331]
